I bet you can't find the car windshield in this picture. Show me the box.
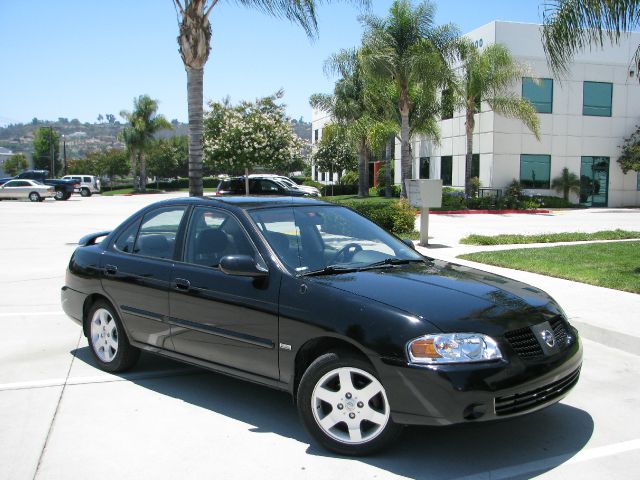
[249,205,423,275]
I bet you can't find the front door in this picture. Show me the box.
[580,156,610,207]
[169,207,280,380]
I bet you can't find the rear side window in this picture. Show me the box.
[114,221,140,253]
[83,177,91,183]
[220,179,246,194]
[133,207,187,259]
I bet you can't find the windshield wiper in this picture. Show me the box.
[359,258,425,270]
[301,265,361,277]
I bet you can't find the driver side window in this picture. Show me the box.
[184,207,256,268]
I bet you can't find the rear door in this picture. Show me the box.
[101,205,188,349]
[169,206,280,379]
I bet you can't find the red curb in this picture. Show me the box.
[425,209,550,215]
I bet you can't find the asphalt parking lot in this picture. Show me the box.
[1,194,639,479]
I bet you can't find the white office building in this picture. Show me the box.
[311,21,640,207]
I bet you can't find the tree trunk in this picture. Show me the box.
[465,103,475,197]
[139,151,146,193]
[245,167,250,195]
[129,151,137,189]
[357,138,368,197]
[385,138,392,198]
[187,67,204,197]
[400,104,411,198]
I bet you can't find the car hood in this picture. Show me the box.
[311,260,563,336]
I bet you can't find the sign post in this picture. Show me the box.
[404,179,443,247]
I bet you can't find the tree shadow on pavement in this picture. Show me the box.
[73,347,594,479]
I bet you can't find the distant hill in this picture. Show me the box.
[0,117,312,160]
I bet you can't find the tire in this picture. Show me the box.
[297,351,402,456]
[80,187,91,197]
[29,192,41,202]
[54,189,65,201]
[86,300,140,373]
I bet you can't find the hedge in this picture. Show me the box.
[338,199,416,234]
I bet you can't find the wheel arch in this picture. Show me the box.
[292,336,375,401]
[82,293,115,337]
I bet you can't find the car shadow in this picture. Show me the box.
[72,347,594,478]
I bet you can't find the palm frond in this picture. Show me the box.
[487,93,541,140]
[542,0,640,77]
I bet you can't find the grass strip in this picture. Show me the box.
[460,229,640,246]
[459,241,640,293]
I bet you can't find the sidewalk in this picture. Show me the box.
[415,239,640,356]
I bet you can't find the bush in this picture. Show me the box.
[290,176,310,185]
[469,177,481,197]
[340,171,358,186]
[303,179,323,190]
[441,190,467,210]
[340,199,416,234]
[537,196,582,208]
[156,177,220,190]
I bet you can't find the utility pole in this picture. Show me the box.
[48,127,55,177]
[62,134,67,175]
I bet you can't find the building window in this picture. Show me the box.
[583,81,612,117]
[520,154,551,189]
[321,171,325,182]
[420,157,430,179]
[637,172,640,191]
[522,77,553,113]
[441,156,452,186]
[441,89,454,120]
[314,129,319,143]
[471,154,480,178]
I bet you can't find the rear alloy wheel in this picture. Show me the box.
[29,192,41,202]
[87,301,139,372]
[54,189,65,201]
[80,187,91,197]
[297,352,402,455]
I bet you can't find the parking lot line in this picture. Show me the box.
[453,438,640,480]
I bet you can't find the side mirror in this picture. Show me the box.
[402,239,416,250]
[219,255,268,278]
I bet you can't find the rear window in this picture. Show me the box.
[219,179,246,194]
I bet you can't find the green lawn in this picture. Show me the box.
[460,230,640,246]
[459,241,640,293]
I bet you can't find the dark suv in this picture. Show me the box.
[216,177,308,196]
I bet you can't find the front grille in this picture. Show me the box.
[495,367,581,416]
[505,317,572,360]
[504,327,543,358]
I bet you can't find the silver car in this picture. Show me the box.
[0,179,55,202]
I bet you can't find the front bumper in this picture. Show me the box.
[378,336,583,426]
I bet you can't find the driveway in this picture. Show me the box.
[1,195,638,479]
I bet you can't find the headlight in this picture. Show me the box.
[407,333,503,364]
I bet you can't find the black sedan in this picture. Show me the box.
[61,196,582,455]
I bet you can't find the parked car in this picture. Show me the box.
[0,179,55,202]
[61,197,582,455]
[249,174,321,197]
[11,170,78,200]
[61,175,101,197]
[215,176,308,197]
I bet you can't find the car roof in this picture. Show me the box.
[147,195,331,211]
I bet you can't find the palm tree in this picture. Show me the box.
[552,167,581,201]
[359,0,458,197]
[120,95,171,193]
[454,40,541,196]
[542,0,640,78]
[311,48,395,196]
[173,0,369,197]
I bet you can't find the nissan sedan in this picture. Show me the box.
[61,197,582,455]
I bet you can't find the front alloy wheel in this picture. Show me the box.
[297,352,402,455]
[86,301,139,372]
[29,192,41,202]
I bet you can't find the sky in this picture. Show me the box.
[0,0,544,127]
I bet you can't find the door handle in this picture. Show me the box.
[104,264,118,276]
[174,278,191,291]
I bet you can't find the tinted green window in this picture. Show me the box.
[522,77,553,113]
[471,154,480,178]
[441,156,452,186]
[583,82,612,116]
[441,89,454,120]
[520,154,551,189]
